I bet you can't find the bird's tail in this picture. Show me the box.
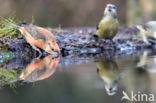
[4,22,21,30]
[136,25,146,33]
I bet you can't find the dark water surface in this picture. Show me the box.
[0,50,156,103]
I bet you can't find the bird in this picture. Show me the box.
[95,4,119,39]
[5,23,60,57]
[137,50,156,73]
[96,60,122,95]
[18,55,60,82]
[136,21,156,45]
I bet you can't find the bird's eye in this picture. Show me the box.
[113,7,116,9]
[108,6,112,8]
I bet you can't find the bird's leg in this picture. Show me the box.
[30,44,42,58]
[105,38,114,44]
[93,34,99,41]
[142,35,151,45]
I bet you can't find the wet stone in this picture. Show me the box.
[1,27,156,57]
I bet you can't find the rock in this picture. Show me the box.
[0,27,155,57]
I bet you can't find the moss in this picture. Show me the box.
[0,44,9,51]
[0,52,18,88]
[0,16,22,38]
[0,69,21,87]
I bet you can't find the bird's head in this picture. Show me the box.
[104,4,117,18]
[47,39,60,52]
[105,83,117,96]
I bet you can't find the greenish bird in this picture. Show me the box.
[96,60,121,95]
[96,4,119,39]
[136,21,156,45]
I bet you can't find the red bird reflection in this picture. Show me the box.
[19,56,60,82]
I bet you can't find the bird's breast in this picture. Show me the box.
[96,19,119,38]
[25,34,44,48]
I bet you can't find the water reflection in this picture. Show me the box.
[0,50,156,103]
[0,55,59,87]
[121,50,156,101]
[95,50,156,98]
[121,65,156,102]
[18,55,60,83]
[137,50,156,73]
[96,59,122,96]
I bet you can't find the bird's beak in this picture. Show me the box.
[54,49,61,56]
[54,45,61,52]
[108,8,112,12]
[4,22,21,30]
[52,42,61,53]
[51,51,61,57]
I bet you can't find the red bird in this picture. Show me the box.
[7,23,60,57]
[19,55,60,82]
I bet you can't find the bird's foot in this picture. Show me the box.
[50,51,60,58]
[105,39,114,44]
[34,50,42,60]
[37,50,42,58]
[93,34,99,41]
[30,44,42,59]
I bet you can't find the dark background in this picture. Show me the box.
[2,0,156,28]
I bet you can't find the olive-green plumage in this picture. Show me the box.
[96,60,120,95]
[96,60,119,80]
[96,18,119,39]
[96,4,119,39]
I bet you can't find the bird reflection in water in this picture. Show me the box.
[96,59,122,96]
[120,50,156,99]
[137,50,156,73]
[18,55,60,83]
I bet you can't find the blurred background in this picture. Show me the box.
[0,0,156,27]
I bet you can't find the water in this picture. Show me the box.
[0,50,156,103]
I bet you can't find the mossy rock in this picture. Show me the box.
[0,16,22,38]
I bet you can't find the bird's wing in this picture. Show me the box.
[96,23,99,30]
[22,24,45,41]
[35,26,56,41]
[23,24,55,42]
